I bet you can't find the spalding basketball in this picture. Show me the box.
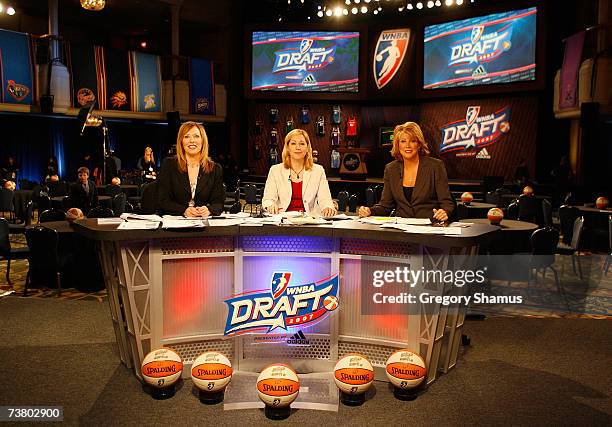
[487,207,504,225]
[256,364,300,407]
[141,348,183,388]
[385,349,426,389]
[376,54,383,61]
[323,295,339,311]
[523,186,534,196]
[595,196,609,210]
[333,353,374,395]
[191,351,232,392]
[460,192,473,205]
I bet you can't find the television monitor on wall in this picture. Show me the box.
[251,31,360,93]
[423,7,537,90]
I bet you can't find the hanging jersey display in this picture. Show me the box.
[254,140,262,160]
[286,116,294,133]
[332,105,341,125]
[269,145,279,165]
[300,105,310,124]
[316,116,325,136]
[331,126,340,147]
[270,128,278,146]
[331,149,341,169]
[254,119,262,135]
[346,116,358,137]
[269,108,279,124]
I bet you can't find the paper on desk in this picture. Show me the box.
[380,223,462,235]
[222,212,250,218]
[358,216,397,225]
[330,213,352,220]
[285,216,330,225]
[396,218,431,225]
[161,219,205,229]
[117,221,160,230]
[449,222,473,228]
[121,213,163,222]
[207,218,245,226]
[97,218,124,224]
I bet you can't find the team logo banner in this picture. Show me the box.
[373,29,410,89]
[440,105,511,156]
[224,273,339,336]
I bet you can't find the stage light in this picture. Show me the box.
[445,0,452,4]
[326,9,332,16]
[351,6,358,13]
[278,15,282,21]
[435,0,441,5]
[361,5,367,13]
[80,0,105,11]
[345,0,350,4]
[317,10,324,16]
[398,6,404,11]
[318,5,322,9]
[343,8,348,15]
[334,6,342,16]
[456,0,463,4]
[378,6,382,10]
[427,1,433,7]
[7,5,14,15]
[416,2,423,9]
[140,41,147,48]
[373,9,378,14]
[287,0,290,4]
[365,0,371,2]
[407,3,413,10]
[354,0,360,3]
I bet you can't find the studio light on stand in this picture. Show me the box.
[78,102,109,185]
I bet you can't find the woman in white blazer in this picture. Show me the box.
[262,129,336,217]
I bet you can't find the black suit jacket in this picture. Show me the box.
[158,156,225,216]
[69,179,98,214]
[371,157,455,219]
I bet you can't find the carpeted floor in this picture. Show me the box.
[0,297,610,425]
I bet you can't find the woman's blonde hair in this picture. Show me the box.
[390,121,430,160]
[144,146,154,164]
[176,121,213,173]
[282,129,314,170]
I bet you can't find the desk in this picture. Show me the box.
[74,219,498,386]
[457,202,496,219]
[465,218,537,254]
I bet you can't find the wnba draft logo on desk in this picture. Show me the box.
[373,29,410,89]
[439,105,511,157]
[223,272,339,337]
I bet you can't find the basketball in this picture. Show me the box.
[376,54,383,61]
[523,186,534,196]
[595,196,609,209]
[323,295,338,311]
[385,349,426,389]
[460,192,473,205]
[256,364,300,407]
[191,351,233,392]
[487,207,504,225]
[333,353,374,394]
[141,348,183,388]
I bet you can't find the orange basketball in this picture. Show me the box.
[323,295,339,311]
[487,207,504,225]
[460,192,473,204]
[596,196,609,209]
[333,353,374,394]
[385,349,427,389]
[256,364,300,407]
[141,348,183,388]
[523,186,534,196]
[191,351,232,392]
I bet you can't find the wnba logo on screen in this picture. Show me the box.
[223,273,339,337]
[439,105,511,156]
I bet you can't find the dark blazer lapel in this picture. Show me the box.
[195,166,207,196]
[180,165,191,196]
[412,158,427,202]
[394,161,409,205]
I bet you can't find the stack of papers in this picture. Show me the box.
[380,223,462,235]
[117,213,162,230]
[207,218,245,227]
[285,216,330,225]
[358,216,397,225]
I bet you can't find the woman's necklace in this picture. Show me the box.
[290,165,305,181]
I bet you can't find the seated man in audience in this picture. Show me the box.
[70,167,98,214]
[106,176,123,198]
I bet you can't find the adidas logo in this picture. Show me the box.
[472,65,487,77]
[476,148,491,159]
[302,74,317,85]
[286,330,310,346]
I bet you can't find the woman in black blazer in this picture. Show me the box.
[158,122,224,217]
[359,122,454,221]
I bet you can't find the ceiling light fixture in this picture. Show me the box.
[80,0,105,11]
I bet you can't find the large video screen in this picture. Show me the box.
[423,7,537,90]
[252,31,359,92]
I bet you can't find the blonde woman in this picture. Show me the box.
[262,129,336,218]
[358,122,453,221]
[158,122,224,217]
[137,146,157,180]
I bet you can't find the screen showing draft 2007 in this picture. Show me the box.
[423,7,537,90]
[251,31,360,93]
